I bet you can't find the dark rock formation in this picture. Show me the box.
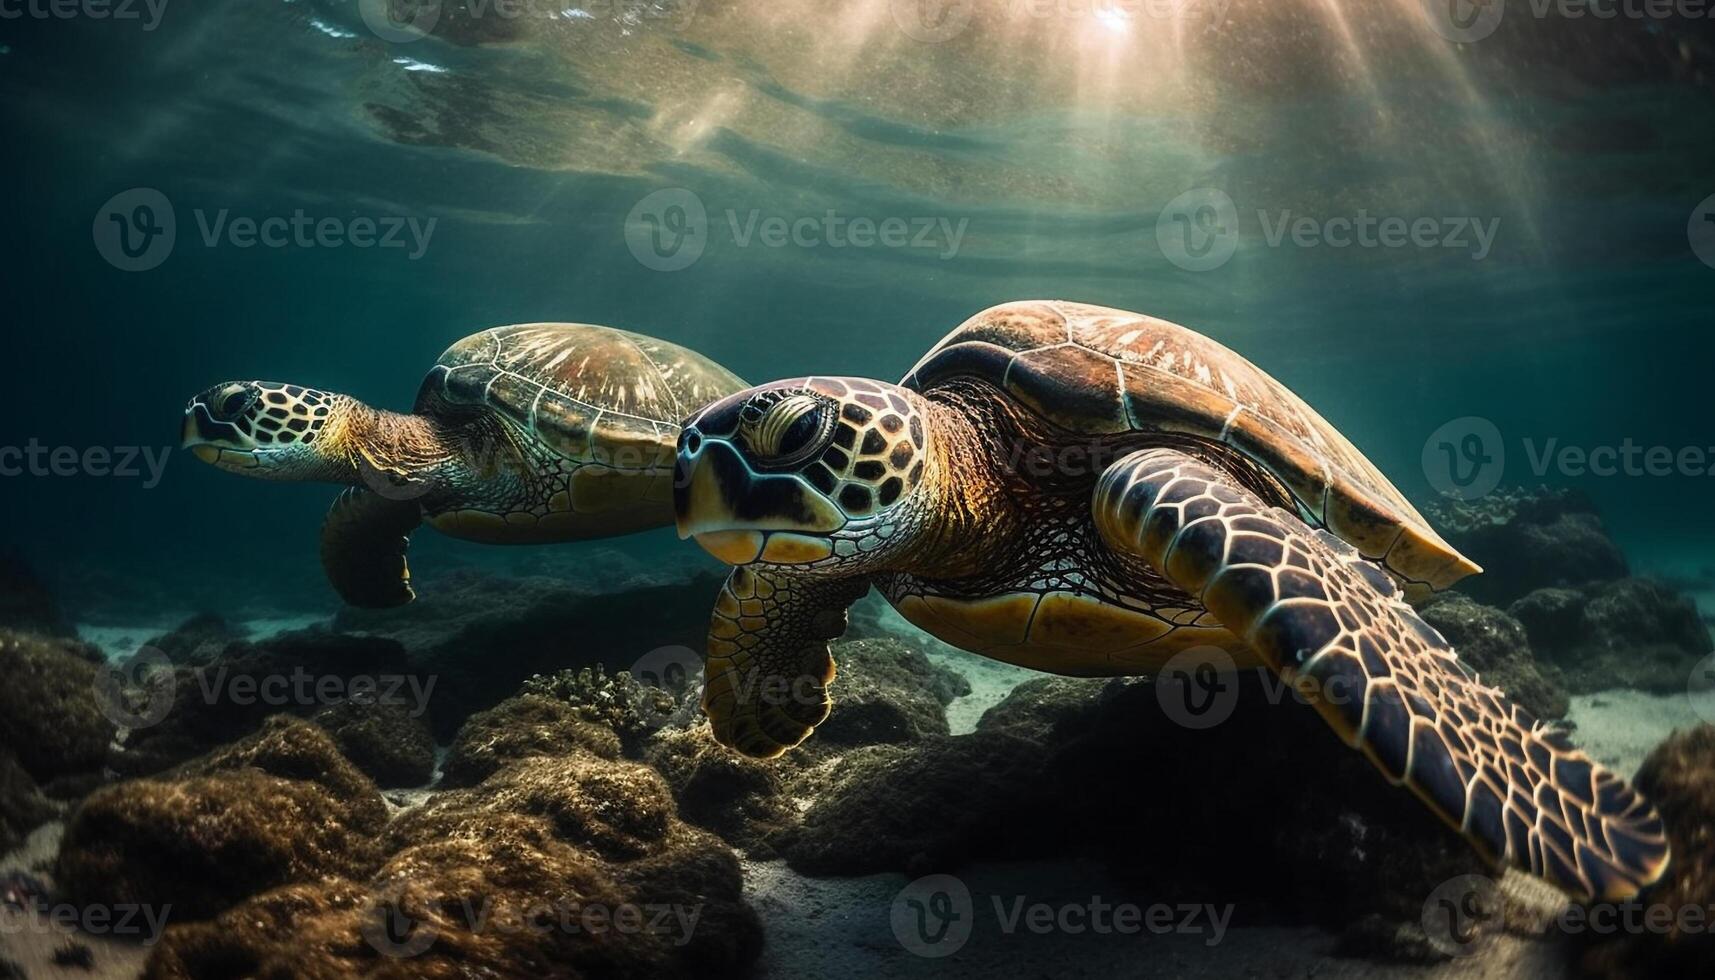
[140,755,761,979]
[812,637,971,748]
[1511,578,1713,694]
[1417,593,1570,720]
[0,629,117,783]
[332,569,721,739]
[0,556,75,637]
[778,733,1052,876]
[1429,488,1628,605]
[111,627,419,778]
[311,699,438,788]
[55,768,382,922]
[439,694,622,788]
[1578,725,1715,978]
[0,749,58,854]
[141,613,249,665]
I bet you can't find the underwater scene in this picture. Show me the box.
[3,0,1715,976]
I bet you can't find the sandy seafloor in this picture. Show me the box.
[7,594,1708,980]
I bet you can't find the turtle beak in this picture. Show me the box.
[673,429,845,565]
[181,397,259,468]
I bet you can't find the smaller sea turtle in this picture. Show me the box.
[672,300,1670,901]
[182,323,745,608]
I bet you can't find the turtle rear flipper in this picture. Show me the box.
[320,488,423,609]
[1093,448,1671,901]
[703,568,869,758]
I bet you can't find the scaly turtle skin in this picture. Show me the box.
[672,300,1669,902]
[183,322,745,608]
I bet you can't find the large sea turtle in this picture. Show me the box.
[672,300,1669,901]
[182,322,746,608]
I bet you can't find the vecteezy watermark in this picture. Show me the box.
[0,901,173,946]
[0,0,168,29]
[0,440,172,488]
[1156,190,1502,272]
[624,188,970,271]
[94,189,437,272]
[358,0,698,42]
[1157,187,1239,273]
[1421,873,1501,957]
[1422,417,1506,501]
[1154,645,1242,729]
[1257,209,1500,261]
[1421,0,1715,43]
[890,874,1233,957]
[628,645,703,731]
[92,647,439,730]
[359,888,703,958]
[1423,873,1715,957]
[1691,192,1715,271]
[1423,419,1715,502]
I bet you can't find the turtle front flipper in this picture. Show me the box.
[319,488,424,609]
[703,567,870,758]
[1092,448,1671,901]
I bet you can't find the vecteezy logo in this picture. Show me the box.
[92,646,176,730]
[92,188,176,272]
[1421,874,1499,957]
[890,0,975,43]
[1420,0,1505,43]
[1156,188,1239,272]
[360,887,439,958]
[1422,416,1504,501]
[629,645,703,730]
[359,0,442,43]
[624,188,708,272]
[1689,193,1715,271]
[1154,645,1240,729]
[891,874,974,958]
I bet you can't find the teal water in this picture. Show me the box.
[2,0,1713,616]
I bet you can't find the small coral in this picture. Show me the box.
[520,665,688,748]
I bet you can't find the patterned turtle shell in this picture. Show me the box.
[901,300,1479,592]
[417,322,747,530]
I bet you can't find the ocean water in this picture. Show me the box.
[1,4,1714,974]
[4,0,1713,615]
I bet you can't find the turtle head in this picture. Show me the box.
[182,381,354,480]
[674,378,933,571]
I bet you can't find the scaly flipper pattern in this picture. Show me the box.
[703,567,870,758]
[319,488,423,609]
[1092,448,1670,901]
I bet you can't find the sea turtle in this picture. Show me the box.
[182,322,746,608]
[672,299,1669,901]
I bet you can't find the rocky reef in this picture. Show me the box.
[3,484,1711,977]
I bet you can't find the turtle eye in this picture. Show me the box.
[216,385,256,419]
[747,394,832,466]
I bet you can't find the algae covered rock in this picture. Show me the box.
[1417,593,1569,720]
[55,768,382,921]
[1577,724,1715,978]
[141,612,248,665]
[0,629,117,782]
[813,637,971,748]
[0,749,59,854]
[332,569,719,739]
[644,724,801,853]
[141,746,761,979]
[312,700,437,788]
[779,733,1051,875]
[1510,578,1712,693]
[179,715,389,833]
[1428,487,1628,605]
[439,694,622,788]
